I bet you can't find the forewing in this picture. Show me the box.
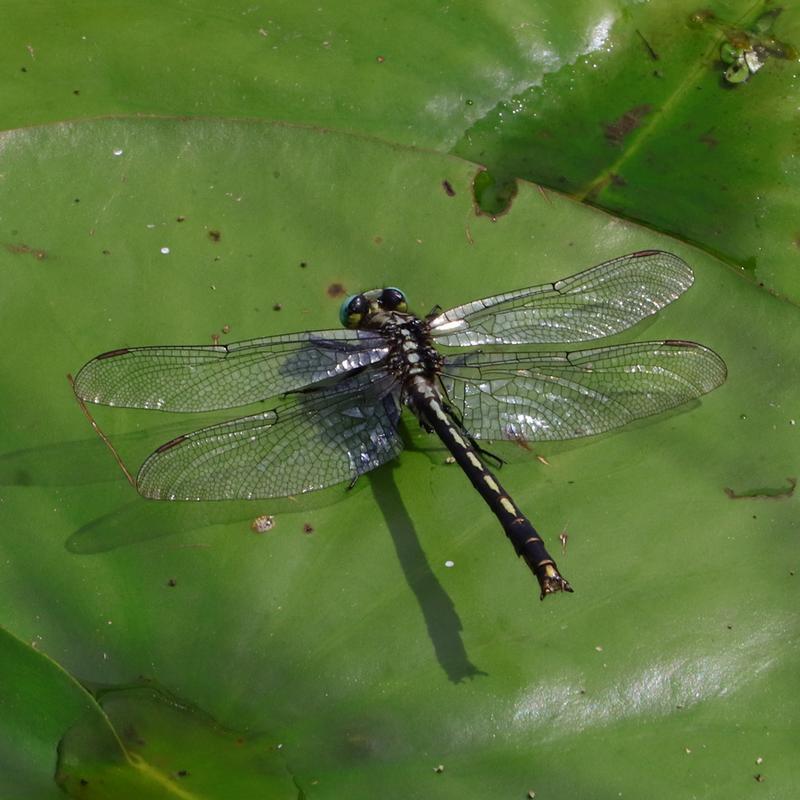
[73,328,387,412]
[441,341,726,442]
[136,371,403,499]
[429,250,694,346]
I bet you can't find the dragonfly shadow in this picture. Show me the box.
[67,499,242,553]
[0,436,130,487]
[0,414,226,489]
[66,485,361,554]
[368,463,486,683]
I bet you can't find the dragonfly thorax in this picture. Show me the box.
[381,316,442,382]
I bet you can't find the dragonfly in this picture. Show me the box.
[73,250,726,598]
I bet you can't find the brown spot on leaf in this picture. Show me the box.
[603,105,652,146]
[327,283,346,298]
[700,130,719,148]
[5,243,46,259]
[208,230,221,242]
[442,180,456,197]
[122,724,146,746]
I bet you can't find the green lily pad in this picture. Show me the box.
[0,626,122,799]
[4,2,798,302]
[0,119,797,798]
[454,2,800,300]
[56,680,294,798]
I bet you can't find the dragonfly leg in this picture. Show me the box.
[471,440,505,470]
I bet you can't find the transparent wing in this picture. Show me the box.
[429,250,694,346]
[74,328,388,412]
[440,341,726,442]
[137,371,403,500]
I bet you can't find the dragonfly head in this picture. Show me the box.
[339,287,408,328]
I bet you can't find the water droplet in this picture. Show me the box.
[160,246,170,254]
[444,560,455,568]
[112,148,123,156]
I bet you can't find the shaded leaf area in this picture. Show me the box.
[0,627,121,799]
[454,1,800,301]
[0,119,798,798]
[57,682,294,799]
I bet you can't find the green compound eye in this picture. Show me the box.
[339,294,369,328]
[380,287,407,311]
